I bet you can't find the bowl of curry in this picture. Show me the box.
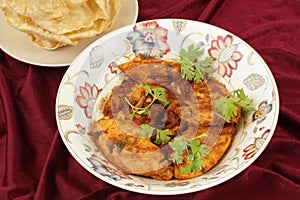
[56,19,279,195]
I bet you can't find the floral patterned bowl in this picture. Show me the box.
[56,19,279,195]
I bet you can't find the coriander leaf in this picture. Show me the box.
[151,87,169,106]
[193,66,204,83]
[140,124,156,137]
[139,124,172,145]
[176,137,210,174]
[155,129,173,145]
[214,89,255,122]
[179,44,203,61]
[169,136,189,164]
[129,112,135,120]
[236,99,255,115]
[179,44,214,83]
[181,138,209,174]
[125,84,169,119]
[234,89,255,115]
[193,157,206,172]
[141,84,152,96]
[214,98,239,122]
[173,151,184,165]
[195,144,210,158]
[169,134,209,174]
[168,137,188,154]
[193,58,214,83]
[180,60,195,81]
[189,139,201,155]
[233,89,246,99]
[180,158,204,174]
[187,153,195,161]
[141,85,169,106]
[180,163,192,174]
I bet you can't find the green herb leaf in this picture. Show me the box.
[179,137,209,174]
[155,129,173,145]
[139,124,173,145]
[143,85,169,106]
[214,89,255,122]
[233,89,255,115]
[193,66,204,83]
[168,136,189,164]
[180,44,203,61]
[214,97,239,122]
[169,134,209,174]
[140,124,156,137]
[129,112,135,120]
[180,60,195,81]
[179,44,214,83]
[125,84,169,119]
[141,84,152,95]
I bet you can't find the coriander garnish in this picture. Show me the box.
[179,44,214,83]
[125,84,169,119]
[214,88,255,122]
[139,124,173,145]
[168,133,209,174]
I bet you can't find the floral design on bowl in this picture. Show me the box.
[126,21,170,58]
[208,35,243,78]
[76,83,102,119]
[252,101,273,124]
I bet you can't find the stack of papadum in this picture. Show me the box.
[0,0,122,50]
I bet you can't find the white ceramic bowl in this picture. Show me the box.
[56,19,279,195]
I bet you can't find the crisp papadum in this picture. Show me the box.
[0,0,122,50]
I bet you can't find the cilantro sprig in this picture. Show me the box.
[125,84,169,119]
[214,89,255,122]
[179,44,214,83]
[168,134,209,174]
[140,124,173,145]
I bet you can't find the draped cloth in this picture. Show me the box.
[1,0,300,199]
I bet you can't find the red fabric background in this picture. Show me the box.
[1,0,300,199]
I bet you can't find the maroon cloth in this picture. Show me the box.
[1,0,300,199]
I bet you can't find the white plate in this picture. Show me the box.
[56,19,279,195]
[0,0,138,67]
